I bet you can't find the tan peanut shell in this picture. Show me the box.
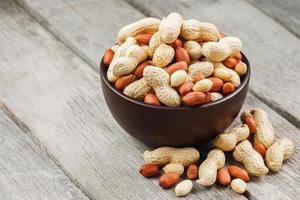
[233,140,269,176]
[181,19,220,41]
[202,36,242,62]
[123,77,152,99]
[107,37,137,82]
[143,147,200,167]
[143,66,181,107]
[211,92,223,101]
[159,12,183,44]
[183,41,202,60]
[219,36,242,55]
[213,63,241,87]
[265,138,294,172]
[113,45,148,76]
[180,19,200,40]
[110,44,119,52]
[202,42,231,62]
[148,32,163,58]
[187,61,214,79]
[197,149,225,186]
[214,124,250,151]
[117,18,161,44]
[248,108,275,147]
[163,163,184,175]
[141,45,152,59]
[153,44,175,68]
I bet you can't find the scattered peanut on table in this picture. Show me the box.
[136,107,294,196]
[103,12,248,107]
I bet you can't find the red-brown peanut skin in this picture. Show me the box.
[170,39,183,49]
[139,163,159,178]
[103,48,114,66]
[228,166,250,182]
[165,61,188,75]
[193,73,205,83]
[253,143,266,157]
[205,92,212,103]
[159,172,180,189]
[182,92,207,106]
[144,93,160,106]
[115,74,133,91]
[208,77,224,92]
[242,114,257,134]
[217,167,231,186]
[133,60,151,78]
[135,34,153,45]
[223,57,238,69]
[222,83,235,95]
[175,47,190,65]
[233,52,242,62]
[179,81,194,96]
[187,164,198,180]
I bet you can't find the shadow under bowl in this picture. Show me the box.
[100,54,250,147]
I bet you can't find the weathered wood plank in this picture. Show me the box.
[21,0,300,127]
[0,1,245,199]
[0,110,88,200]
[15,0,146,68]
[246,0,300,38]
[121,0,300,128]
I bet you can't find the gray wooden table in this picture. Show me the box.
[0,0,299,199]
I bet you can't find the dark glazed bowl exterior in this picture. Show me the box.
[100,54,250,147]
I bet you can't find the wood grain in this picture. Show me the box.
[0,1,245,199]
[1,0,299,199]
[246,0,300,38]
[15,0,146,69]
[0,110,88,200]
[120,0,300,128]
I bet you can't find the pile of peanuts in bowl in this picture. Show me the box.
[103,12,248,107]
[102,12,295,197]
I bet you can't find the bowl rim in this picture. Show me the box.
[100,52,251,110]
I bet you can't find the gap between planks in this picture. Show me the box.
[14,0,98,71]
[0,108,89,200]
[245,0,300,39]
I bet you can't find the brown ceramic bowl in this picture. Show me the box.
[100,54,250,147]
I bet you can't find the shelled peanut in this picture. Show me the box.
[103,12,248,107]
[140,147,200,194]
[137,108,294,196]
